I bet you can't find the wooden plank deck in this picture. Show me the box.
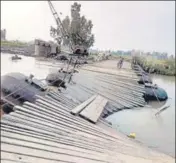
[80,96,108,123]
[71,95,97,115]
[1,93,174,163]
[1,60,174,163]
[60,60,146,117]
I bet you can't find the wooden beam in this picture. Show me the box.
[71,95,97,115]
[80,96,108,123]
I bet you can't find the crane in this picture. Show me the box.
[47,0,73,52]
[47,0,89,57]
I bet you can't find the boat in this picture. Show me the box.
[133,64,168,102]
[138,74,152,84]
[11,55,22,60]
[143,83,168,102]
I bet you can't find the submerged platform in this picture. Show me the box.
[1,60,174,163]
[1,91,174,163]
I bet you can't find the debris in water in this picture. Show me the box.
[128,133,136,139]
[155,105,170,116]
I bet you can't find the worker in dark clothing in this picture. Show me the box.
[117,57,124,69]
[120,57,124,68]
[117,57,121,68]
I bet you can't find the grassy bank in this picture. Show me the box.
[111,54,132,62]
[1,40,27,47]
[133,56,175,76]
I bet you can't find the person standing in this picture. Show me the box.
[119,57,124,69]
[117,56,122,68]
[117,56,124,69]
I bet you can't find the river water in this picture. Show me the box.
[1,53,175,157]
[107,72,175,157]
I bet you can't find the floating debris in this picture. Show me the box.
[128,133,136,139]
[155,105,170,116]
[11,54,22,60]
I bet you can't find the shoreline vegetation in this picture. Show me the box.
[111,54,175,76]
[1,40,175,76]
[1,40,28,47]
[133,56,175,76]
[1,40,34,56]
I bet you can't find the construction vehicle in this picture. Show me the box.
[47,0,89,57]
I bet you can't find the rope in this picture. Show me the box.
[1,74,65,108]
[140,66,161,104]
[2,56,68,100]
[1,56,82,108]
[147,65,161,104]
[2,78,46,99]
[2,0,87,108]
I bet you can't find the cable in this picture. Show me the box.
[56,56,73,87]
[2,78,46,99]
[1,63,69,107]
[3,56,68,101]
[1,75,65,108]
[140,66,161,104]
[2,0,86,108]
[47,0,74,52]
[147,64,161,104]
[1,55,80,108]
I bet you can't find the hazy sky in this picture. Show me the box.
[1,1,175,54]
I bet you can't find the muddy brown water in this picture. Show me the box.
[1,53,175,157]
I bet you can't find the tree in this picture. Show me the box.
[62,2,95,49]
[62,16,70,46]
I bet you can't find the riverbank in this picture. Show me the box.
[133,56,175,76]
[1,40,34,56]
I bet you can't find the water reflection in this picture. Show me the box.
[1,53,64,79]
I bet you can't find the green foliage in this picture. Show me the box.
[62,2,95,49]
[134,56,175,76]
[1,40,27,47]
[111,54,132,62]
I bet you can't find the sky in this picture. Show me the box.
[1,1,175,55]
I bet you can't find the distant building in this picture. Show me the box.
[34,39,50,57]
[34,39,60,57]
[1,29,6,41]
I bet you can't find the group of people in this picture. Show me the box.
[117,56,124,69]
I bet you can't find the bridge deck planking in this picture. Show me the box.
[71,95,97,115]
[80,96,107,123]
[1,60,174,163]
[1,94,174,163]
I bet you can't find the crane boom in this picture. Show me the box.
[47,0,74,52]
[47,0,89,56]
[47,1,59,26]
[48,1,65,36]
